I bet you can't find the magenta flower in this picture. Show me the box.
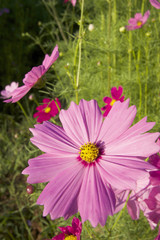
[22,99,159,227]
[64,0,76,7]
[51,217,82,240]
[126,10,150,30]
[149,0,160,9]
[1,82,19,99]
[0,8,10,16]
[5,45,59,103]
[101,86,125,117]
[33,98,61,123]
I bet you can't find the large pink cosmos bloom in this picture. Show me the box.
[51,217,82,240]
[149,0,160,9]
[64,0,76,7]
[1,82,19,99]
[33,98,61,123]
[22,99,159,227]
[126,10,150,30]
[5,45,59,103]
[101,86,125,117]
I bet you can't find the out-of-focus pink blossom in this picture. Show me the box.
[1,82,19,99]
[33,98,61,123]
[149,0,160,9]
[5,45,59,103]
[126,10,150,30]
[51,217,82,240]
[0,8,10,16]
[64,0,76,7]
[101,86,125,117]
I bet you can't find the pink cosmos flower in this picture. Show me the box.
[117,152,160,230]
[126,10,150,30]
[33,98,61,123]
[64,0,76,7]
[5,45,59,103]
[51,217,82,240]
[22,99,159,227]
[101,86,125,117]
[1,82,19,99]
[149,0,160,9]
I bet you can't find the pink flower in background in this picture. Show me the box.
[149,0,160,9]
[33,98,61,123]
[51,217,82,240]
[0,8,10,16]
[64,0,76,7]
[101,86,125,117]
[5,45,59,103]
[126,10,150,30]
[22,99,159,227]
[1,82,19,99]
[117,151,160,230]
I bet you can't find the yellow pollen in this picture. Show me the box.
[64,235,77,240]
[44,106,51,113]
[137,21,142,26]
[110,99,116,106]
[80,142,99,163]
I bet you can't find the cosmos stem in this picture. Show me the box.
[75,0,85,104]
[17,101,30,123]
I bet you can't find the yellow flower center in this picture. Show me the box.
[64,236,77,240]
[80,142,99,163]
[44,106,51,113]
[137,21,142,26]
[110,99,116,106]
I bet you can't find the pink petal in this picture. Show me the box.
[37,162,84,219]
[22,153,78,184]
[98,99,136,144]
[23,65,45,86]
[30,121,79,154]
[59,99,103,145]
[103,97,112,104]
[142,10,150,24]
[78,165,115,227]
[128,18,138,25]
[150,0,160,9]
[4,85,31,103]
[111,86,123,100]
[134,13,143,20]
[106,132,160,157]
[97,159,150,190]
[71,0,76,6]
[127,199,140,220]
[102,105,112,117]
[42,45,59,71]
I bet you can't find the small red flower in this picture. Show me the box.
[51,217,82,240]
[101,86,125,117]
[33,98,61,123]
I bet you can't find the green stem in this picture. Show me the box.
[136,49,142,119]
[128,0,132,85]
[113,0,117,82]
[15,195,34,240]
[42,0,67,44]
[141,0,145,15]
[145,39,149,115]
[17,101,30,123]
[107,0,112,94]
[75,0,85,104]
